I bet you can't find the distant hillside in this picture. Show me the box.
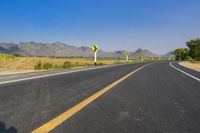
[0,42,115,57]
[0,46,8,53]
[0,42,162,58]
[129,48,159,58]
[163,51,175,57]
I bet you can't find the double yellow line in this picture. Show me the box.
[32,63,150,133]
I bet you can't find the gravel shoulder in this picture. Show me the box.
[179,61,200,72]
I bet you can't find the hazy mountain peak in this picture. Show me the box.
[0,46,8,53]
[78,46,90,51]
[135,48,144,52]
[164,51,175,57]
[114,50,125,54]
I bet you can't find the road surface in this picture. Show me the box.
[0,62,200,133]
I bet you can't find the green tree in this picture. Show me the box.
[174,48,189,61]
[186,38,200,60]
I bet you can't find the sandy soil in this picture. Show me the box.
[0,57,124,75]
[179,61,200,72]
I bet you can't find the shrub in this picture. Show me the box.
[84,63,92,66]
[97,62,104,65]
[53,64,60,69]
[34,61,42,70]
[63,61,72,68]
[75,62,79,66]
[0,54,16,61]
[42,62,53,69]
[34,61,53,70]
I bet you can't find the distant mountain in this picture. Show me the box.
[0,46,8,53]
[0,42,162,58]
[112,50,125,57]
[0,42,116,57]
[163,51,175,57]
[130,48,159,58]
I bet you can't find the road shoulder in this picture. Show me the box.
[169,62,200,81]
[0,63,130,85]
[179,61,200,72]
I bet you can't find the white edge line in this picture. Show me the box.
[0,63,129,85]
[169,62,200,82]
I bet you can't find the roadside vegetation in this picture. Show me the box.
[0,53,16,62]
[175,38,200,71]
[34,60,106,70]
[0,54,174,74]
[0,56,126,74]
[175,38,200,61]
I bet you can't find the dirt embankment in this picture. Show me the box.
[179,61,200,72]
[0,56,126,75]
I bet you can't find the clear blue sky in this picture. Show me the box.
[0,0,200,54]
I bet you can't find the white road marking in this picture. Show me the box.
[0,63,129,85]
[169,62,200,82]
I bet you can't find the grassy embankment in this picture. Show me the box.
[179,61,200,72]
[0,53,175,74]
[0,54,126,74]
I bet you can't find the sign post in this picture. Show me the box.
[94,52,97,65]
[141,53,144,61]
[91,44,99,66]
[124,51,129,63]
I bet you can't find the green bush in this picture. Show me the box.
[97,62,104,65]
[34,61,53,70]
[43,62,53,69]
[0,54,16,61]
[75,62,79,66]
[53,64,60,69]
[34,60,107,70]
[84,63,92,66]
[34,61,42,70]
[63,61,72,68]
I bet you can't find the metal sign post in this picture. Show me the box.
[124,51,129,63]
[141,53,144,61]
[91,44,99,66]
[94,52,97,66]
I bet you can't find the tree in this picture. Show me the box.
[186,38,200,61]
[174,48,189,61]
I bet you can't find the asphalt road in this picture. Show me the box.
[0,62,200,133]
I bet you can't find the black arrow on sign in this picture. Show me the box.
[93,46,97,52]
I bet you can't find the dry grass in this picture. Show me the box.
[179,61,200,72]
[0,56,126,74]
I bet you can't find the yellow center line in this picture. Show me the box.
[32,63,151,133]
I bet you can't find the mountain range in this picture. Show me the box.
[0,42,174,58]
